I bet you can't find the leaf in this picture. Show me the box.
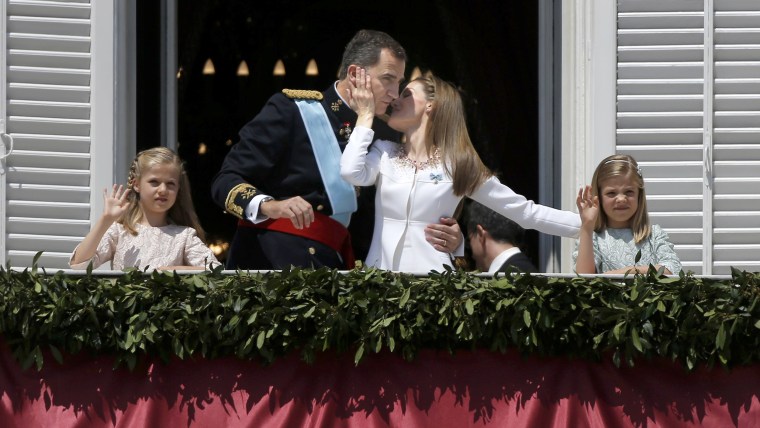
[256,331,266,349]
[382,315,397,327]
[613,321,626,341]
[172,337,184,358]
[303,306,315,318]
[523,310,531,328]
[354,343,365,365]
[716,323,726,350]
[399,288,411,308]
[465,299,474,315]
[48,345,63,365]
[631,328,643,353]
[456,321,465,334]
[126,354,137,371]
[612,349,621,368]
[34,346,44,371]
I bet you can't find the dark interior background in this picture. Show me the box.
[137,0,540,267]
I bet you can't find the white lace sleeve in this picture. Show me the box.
[183,229,220,268]
[69,223,119,269]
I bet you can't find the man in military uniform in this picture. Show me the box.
[211,29,461,270]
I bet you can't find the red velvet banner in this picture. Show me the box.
[1,341,759,427]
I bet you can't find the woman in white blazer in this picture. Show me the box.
[340,69,581,273]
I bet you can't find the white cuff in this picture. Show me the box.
[245,194,274,223]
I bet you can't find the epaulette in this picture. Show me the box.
[282,89,323,100]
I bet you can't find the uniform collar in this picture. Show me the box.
[323,82,357,124]
[322,82,401,142]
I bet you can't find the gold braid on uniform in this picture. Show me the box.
[225,183,258,219]
[282,89,323,100]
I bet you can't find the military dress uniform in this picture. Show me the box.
[211,84,399,270]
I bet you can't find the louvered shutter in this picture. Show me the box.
[711,2,760,274]
[2,0,92,269]
[616,0,760,274]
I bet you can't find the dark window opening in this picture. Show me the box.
[137,1,540,267]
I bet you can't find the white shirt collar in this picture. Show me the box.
[487,247,522,274]
[334,81,349,105]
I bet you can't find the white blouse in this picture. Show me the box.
[69,223,219,270]
[340,126,581,273]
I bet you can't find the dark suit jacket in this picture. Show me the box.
[211,84,399,269]
[498,252,538,273]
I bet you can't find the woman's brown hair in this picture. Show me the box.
[415,73,492,196]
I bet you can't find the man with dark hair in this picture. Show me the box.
[212,29,461,270]
[464,200,538,273]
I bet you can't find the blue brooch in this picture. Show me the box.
[430,172,442,184]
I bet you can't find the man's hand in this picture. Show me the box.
[425,217,463,253]
[260,197,314,229]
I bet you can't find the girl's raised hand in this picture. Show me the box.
[576,185,599,229]
[102,184,131,221]
[347,67,375,121]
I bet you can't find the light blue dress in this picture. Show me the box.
[572,225,682,274]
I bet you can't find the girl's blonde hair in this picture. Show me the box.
[591,154,650,243]
[122,147,206,240]
[414,73,492,196]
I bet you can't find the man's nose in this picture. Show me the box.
[389,85,399,99]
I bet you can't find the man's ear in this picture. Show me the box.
[476,225,487,243]
[347,65,358,83]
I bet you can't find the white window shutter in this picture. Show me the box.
[3,0,92,268]
[616,0,760,274]
[711,3,760,274]
[617,1,706,273]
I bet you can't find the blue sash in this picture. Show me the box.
[295,99,357,227]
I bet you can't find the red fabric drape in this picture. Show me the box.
[1,340,758,427]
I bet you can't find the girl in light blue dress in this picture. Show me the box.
[574,155,681,274]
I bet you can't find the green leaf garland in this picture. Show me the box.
[0,262,759,372]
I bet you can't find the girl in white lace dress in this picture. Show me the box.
[574,155,681,274]
[70,147,219,271]
[340,70,581,272]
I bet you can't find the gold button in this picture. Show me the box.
[308,247,316,255]
[316,204,324,211]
